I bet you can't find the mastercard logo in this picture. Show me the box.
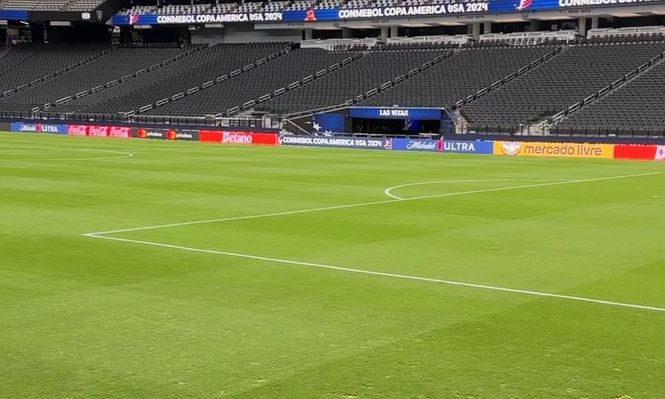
[166,130,176,140]
[137,129,147,139]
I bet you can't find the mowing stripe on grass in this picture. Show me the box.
[85,234,665,314]
[84,170,665,236]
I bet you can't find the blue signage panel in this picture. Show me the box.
[10,122,68,134]
[312,113,345,135]
[280,135,391,150]
[349,107,442,120]
[0,10,28,20]
[442,140,493,154]
[391,138,441,152]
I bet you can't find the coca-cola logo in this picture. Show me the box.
[109,127,131,137]
[68,125,88,136]
[222,131,252,144]
[88,126,109,137]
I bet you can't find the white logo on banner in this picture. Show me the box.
[656,146,665,161]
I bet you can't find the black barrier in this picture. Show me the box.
[0,122,10,132]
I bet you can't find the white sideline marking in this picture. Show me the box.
[85,170,665,236]
[0,147,134,161]
[85,234,665,314]
[82,169,665,314]
[383,178,570,200]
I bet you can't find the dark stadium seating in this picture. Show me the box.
[0,0,105,10]
[0,43,109,100]
[256,47,450,114]
[76,43,288,115]
[146,48,353,117]
[460,40,665,133]
[554,57,665,137]
[0,46,191,113]
[361,45,559,109]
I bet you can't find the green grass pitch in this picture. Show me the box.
[1,133,665,399]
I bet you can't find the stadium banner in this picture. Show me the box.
[10,122,68,134]
[613,144,657,161]
[110,0,665,26]
[87,125,110,137]
[391,138,441,152]
[656,146,665,161]
[67,125,89,136]
[493,141,614,159]
[348,107,442,120]
[279,135,392,150]
[442,140,493,155]
[199,130,279,146]
[0,122,9,132]
[489,0,664,13]
[0,10,28,20]
[109,126,132,139]
[133,128,198,141]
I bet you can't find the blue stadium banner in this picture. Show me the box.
[10,122,68,135]
[0,10,28,20]
[348,107,442,120]
[311,113,345,134]
[391,138,442,152]
[280,135,391,150]
[442,140,493,155]
[111,0,665,26]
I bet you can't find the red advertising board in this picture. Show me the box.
[199,130,223,143]
[67,125,88,136]
[199,130,278,146]
[109,126,132,138]
[88,125,110,137]
[614,144,657,161]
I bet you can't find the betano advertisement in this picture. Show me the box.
[493,141,614,159]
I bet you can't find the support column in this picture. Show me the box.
[591,16,599,30]
[483,21,492,34]
[380,26,389,40]
[390,25,399,38]
[469,22,480,40]
[578,17,587,37]
[304,28,313,40]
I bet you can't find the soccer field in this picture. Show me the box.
[2,133,665,399]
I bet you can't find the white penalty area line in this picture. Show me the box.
[85,170,665,236]
[86,234,665,314]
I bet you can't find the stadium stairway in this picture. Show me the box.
[254,45,455,115]
[139,46,357,118]
[551,50,665,137]
[459,39,665,134]
[0,43,111,115]
[43,44,209,115]
[359,45,562,110]
[0,45,196,117]
[72,42,291,119]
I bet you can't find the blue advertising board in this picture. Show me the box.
[391,138,441,152]
[312,113,345,135]
[349,107,442,120]
[111,0,665,25]
[0,10,28,20]
[442,140,493,154]
[280,135,391,150]
[10,122,68,135]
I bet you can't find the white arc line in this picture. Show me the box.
[84,234,665,314]
[84,170,665,236]
[383,178,570,200]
